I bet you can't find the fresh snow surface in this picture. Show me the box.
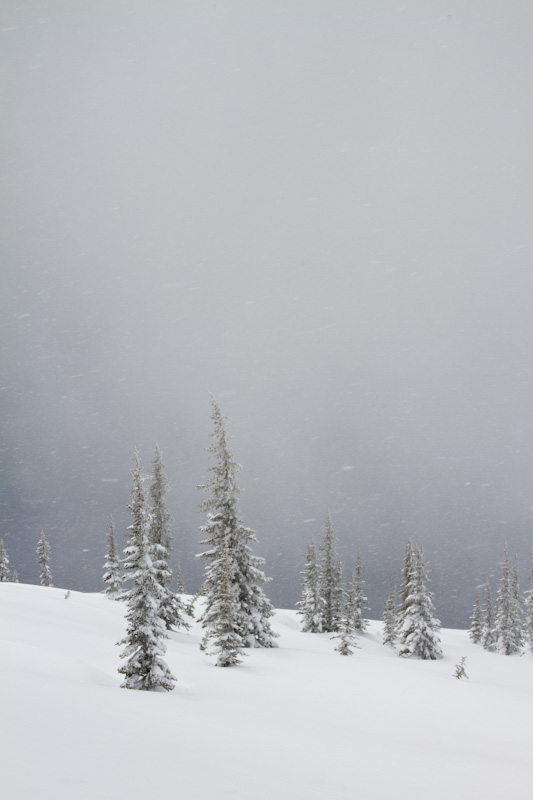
[1,583,532,800]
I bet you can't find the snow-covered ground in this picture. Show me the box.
[1,583,532,800]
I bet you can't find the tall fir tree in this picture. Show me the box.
[351,550,369,632]
[197,397,277,655]
[118,450,175,691]
[480,581,495,651]
[468,591,483,644]
[205,534,245,667]
[297,539,325,633]
[102,515,123,598]
[494,544,522,655]
[148,444,189,631]
[37,530,53,587]
[319,514,344,633]
[399,539,415,611]
[332,581,359,656]
[0,538,10,582]
[523,550,533,655]
[397,542,442,659]
[511,554,523,647]
[382,581,398,647]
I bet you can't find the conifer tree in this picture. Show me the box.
[332,583,359,656]
[398,539,415,613]
[319,514,344,633]
[102,515,123,599]
[206,535,245,667]
[176,564,196,618]
[198,397,277,654]
[468,591,483,644]
[382,582,398,647]
[11,570,19,583]
[148,444,189,631]
[454,656,468,680]
[187,585,205,619]
[480,581,495,651]
[523,551,533,655]
[118,450,175,691]
[176,563,186,594]
[494,544,522,655]
[37,530,53,587]
[0,538,10,582]
[511,554,523,647]
[351,550,369,632]
[297,539,325,633]
[397,542,442,659]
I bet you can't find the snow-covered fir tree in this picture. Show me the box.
[37,530,53,587]
[332,583,359,656]
[102,515,123,599]
[197,397,277,654]
[297,539,325,633]
[468,591,483,644]
[511,554,523,646]
[176,563,186,594]
[118,450,175,691]
[350,550,369,632]
[319,514,344,633]
[382,582,398,647]
[148,444,189,631]
[523,551,533,655]
[494,544,522,656]
[175,564,196,618]
[480,581,495,651]
[397,542,442,659]
[454,656,468,680]
[0,538,10,582]
[398,538,415,612]
[205,534,245,667]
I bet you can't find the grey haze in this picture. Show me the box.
[2,1,533,626]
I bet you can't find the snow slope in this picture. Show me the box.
[1,583,532,800]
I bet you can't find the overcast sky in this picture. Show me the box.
[2,1,533,625]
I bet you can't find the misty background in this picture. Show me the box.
[2,1,533,627]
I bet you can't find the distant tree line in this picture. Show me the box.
[468,544,533,656]
[298,520,442,660]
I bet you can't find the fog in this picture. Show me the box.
[2,1,533,626]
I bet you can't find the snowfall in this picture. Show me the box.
[1,583,532,800]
